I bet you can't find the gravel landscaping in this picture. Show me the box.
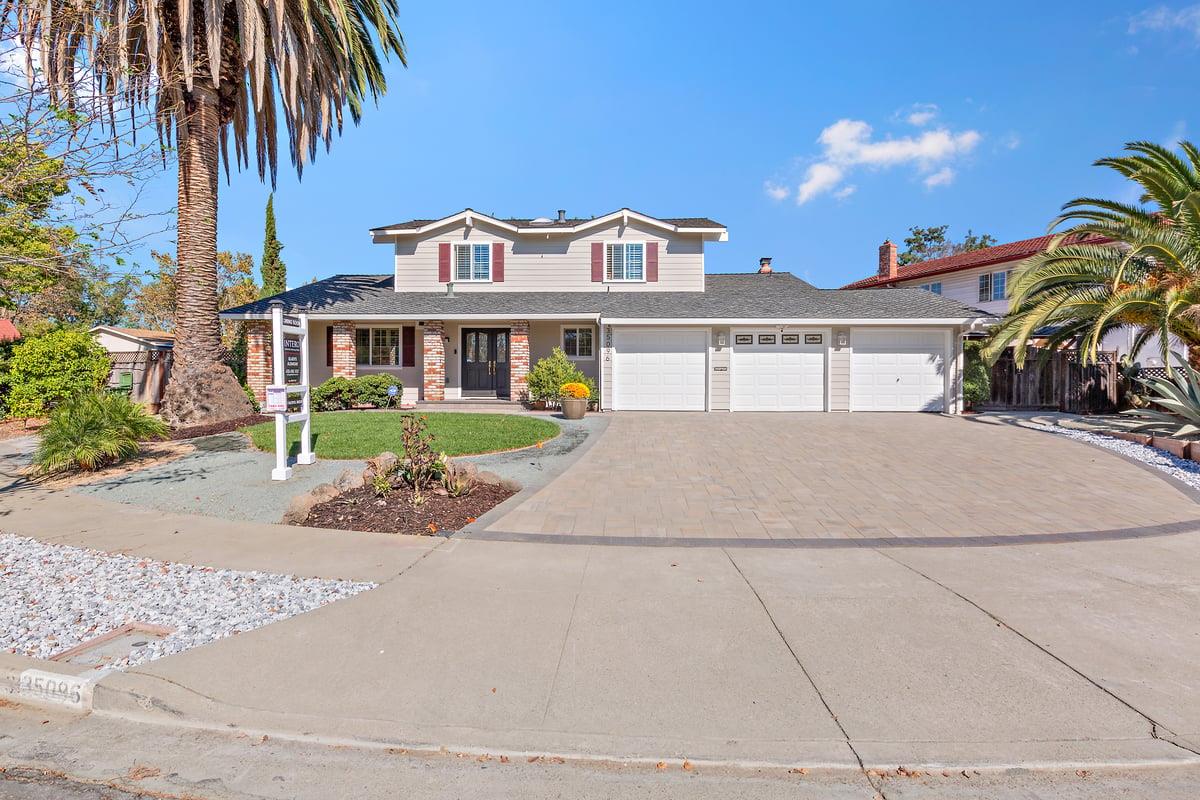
[0,534,375,669]
[1028,422,1200,492]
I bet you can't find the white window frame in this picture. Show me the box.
[604,241,647,283]
[919,281,942,295]
[452,242,492,283]
[978,270,1007,302]
[354,326,409,367]
[561,325,596,360]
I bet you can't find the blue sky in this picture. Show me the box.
[131,1,1200,289]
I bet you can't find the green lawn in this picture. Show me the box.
[241,411,561,460]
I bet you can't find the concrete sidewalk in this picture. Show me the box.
[88,533,1200,770]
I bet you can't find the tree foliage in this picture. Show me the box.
[984,141,1200,369]
[260,194,287,297]
[4,328,111,418]
[898,225,997,266]
[133,251,259,346]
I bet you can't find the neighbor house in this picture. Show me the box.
[221,208,993,413]
[89,325,174,409]
[843,236,1180,366]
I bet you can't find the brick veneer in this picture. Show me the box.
[246,320,272,403]
[423,321,445,401]
[510,320,530,401]
[331,321,357,378]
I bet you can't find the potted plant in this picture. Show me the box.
[559,382,590,420]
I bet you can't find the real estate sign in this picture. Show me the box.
[267,301,315,481]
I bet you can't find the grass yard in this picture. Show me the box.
[241,411,561,460]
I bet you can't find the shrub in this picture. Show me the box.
[963,341,990,410]
[399,414,443,504]
[34,392,168,475]
[560,382,590,399]
[526,348,596,405]
[311,374,402,411]
[242,383,261,413]
[6,329,110,419]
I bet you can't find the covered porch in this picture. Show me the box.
[245,317,599,405]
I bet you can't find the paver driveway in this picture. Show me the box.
[485,412,1200,542]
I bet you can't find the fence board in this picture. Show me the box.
[984,348,1118,414]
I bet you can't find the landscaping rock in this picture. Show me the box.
[334,468,365,493]
[476,470,503,486]
[498,477,522,493]
[281,483,341,525]
[363,451,399,482]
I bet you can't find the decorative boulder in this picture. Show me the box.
[363,451,399,482]
[498,478,522,493]
[334,468,365,493]
[282,483,340,525]
[476,470,503,486]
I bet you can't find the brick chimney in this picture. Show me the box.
[758,257,773,274]
[878,240,897,280]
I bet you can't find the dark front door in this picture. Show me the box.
[462,329,510,398]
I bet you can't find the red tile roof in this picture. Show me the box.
[841,234,1098,289]
[0,319,19,343]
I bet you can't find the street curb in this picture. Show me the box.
[0,653,105,713]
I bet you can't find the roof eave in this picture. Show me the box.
[370,207,727,242]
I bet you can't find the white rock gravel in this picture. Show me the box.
[0,534,375,669]
[1025,423,1200,492]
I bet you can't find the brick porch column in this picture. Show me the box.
[510,319,530,401]
[246,320,272,403]
[423,321,445,401]
[331,321,357,378]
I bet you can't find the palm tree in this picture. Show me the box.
[984,141,1200,371]
[7,0,406,424]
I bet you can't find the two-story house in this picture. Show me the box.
[843,236,1180,366]
[222,208,991,413]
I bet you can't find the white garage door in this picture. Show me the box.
[731,329,827,411]
[613,328,707,411]
[851,329,947,412]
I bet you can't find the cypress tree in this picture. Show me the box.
[260,194,287,297]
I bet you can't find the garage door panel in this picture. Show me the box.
[850,329,947,412]
[731,329,826,412]
[614,329,707,411]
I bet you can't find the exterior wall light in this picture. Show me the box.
[717,332,727,347]
[836,331,849,347]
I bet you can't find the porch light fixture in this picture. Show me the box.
[717,332,727,347]
[836,331,849,347]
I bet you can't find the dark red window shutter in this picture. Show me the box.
[492,242,504,282]
[438,242,451,283]
[402,326,415,368]
[646,242,659,282]
[591,242,604,282]
[326,325,333,367]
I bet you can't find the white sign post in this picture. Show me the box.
[267,301,315,481]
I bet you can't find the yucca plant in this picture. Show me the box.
[1122,354,1200,437]
[34,392,169,475]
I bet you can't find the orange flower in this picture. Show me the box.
[560,382,590,399]
[427,522,438,534]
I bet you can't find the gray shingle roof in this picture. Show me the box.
[369,210,725,232]
[222,273,989,321]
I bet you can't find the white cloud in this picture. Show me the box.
[1129,4,1200,43]
[903,103,939,126]
[923,167,955,188]
[1000,132,1022,150]
[833,185,857,200]
[763,181,790,202]
[786,118,981,204]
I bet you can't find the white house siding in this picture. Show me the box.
[601,324,613,409]
[828,326,851,411]
[93,330,155,353]
[392,218,705,293]
[307,320,422,402]
[528,320,599,381]
[709,326,730,411]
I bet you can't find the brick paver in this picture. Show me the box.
[486,412,1200,541]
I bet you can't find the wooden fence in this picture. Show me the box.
[983,348,1119,414]
[106,350,173,412]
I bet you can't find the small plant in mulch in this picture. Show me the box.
[298,414,518,535]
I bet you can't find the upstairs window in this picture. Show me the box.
[606,242,645,282]
[454,242,491,282]
[978,270,1007,302]
[919,282,943,295]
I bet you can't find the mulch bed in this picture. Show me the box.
[169,414,271,441]
[300,482,515,535]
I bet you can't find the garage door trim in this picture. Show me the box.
[729,327,831,412]
[612,326,711,411]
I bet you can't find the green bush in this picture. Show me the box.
[242,383,261,413]
[34,391,168,475]
[525,348,596,405]
[311,374,402,411]
[963,340,991,410]
[5,329,111,419]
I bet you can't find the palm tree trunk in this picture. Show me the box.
[158,82,253,427]
[174,83,223,370]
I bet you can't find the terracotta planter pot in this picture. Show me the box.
[560,397,587,420]
[527,400,548,411]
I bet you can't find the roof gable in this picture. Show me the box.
[370,208,727,241]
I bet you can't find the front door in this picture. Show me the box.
[462,329,511,398]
